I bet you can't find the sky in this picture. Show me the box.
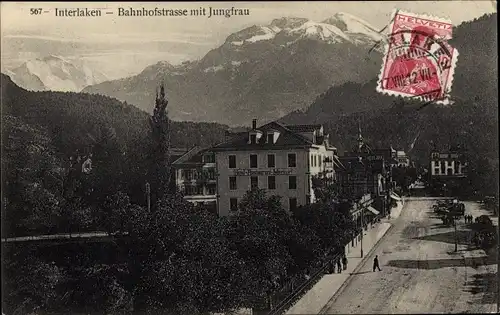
[1,1,496,79]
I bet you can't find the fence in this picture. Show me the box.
[265,252,342,315]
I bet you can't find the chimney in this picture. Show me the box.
[252,119,257,130]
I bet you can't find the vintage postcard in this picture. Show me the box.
[1,1,498,315]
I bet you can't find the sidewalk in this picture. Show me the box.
[286,201,405,315]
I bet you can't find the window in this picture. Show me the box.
[229,155,236,169]
[289,176,297,189]
[207,185,216,195]
[250,134,257,144]
[229,176,237,190]
[267,133,274,143]
[313,155,317,167]
[268,176,276,190]
[203,154,215,163]
[310,155,313,167]
[319,155,322,167]
[206,169,215,180]
[289,198,297,211]
[250,154,258,168]
[267,154,275,168]
[196,185,203,195]
[288,153,297,167]
[440,161,445,175]
[230,198,238,212]
[251,176,258,189]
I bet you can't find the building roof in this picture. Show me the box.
[212,121,330,151]
[286,124,323,133]
[172,146,212,165]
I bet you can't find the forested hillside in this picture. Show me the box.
[283,13,497,126]
[281,13,498,196]
[1,73,229,236]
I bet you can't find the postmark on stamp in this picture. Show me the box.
[376,10,459,104]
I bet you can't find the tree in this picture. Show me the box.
[227,189,301,304]
[311,175,339,203]
[2,248,64,315]
[147,83,173,208]
[294,200,355,253]
[125,191,246,314]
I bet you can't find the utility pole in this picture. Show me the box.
[453,199,458,252]
[454,214,458,252]
[361,205,364,258]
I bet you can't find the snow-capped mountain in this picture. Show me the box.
[83,13,385,126]
[6,55,108,92]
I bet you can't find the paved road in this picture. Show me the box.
[322,198,498,314]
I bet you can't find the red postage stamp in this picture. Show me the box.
[376,10,459,104]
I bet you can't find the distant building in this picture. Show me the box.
[172,146,217,214]
[336,127,398,219]
[211,119,339,216]
[430,150,467,177]
[396,150,410,167]
[338,128,394,199]
[429,146,468,196]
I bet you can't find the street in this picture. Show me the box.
[322,198,498,314]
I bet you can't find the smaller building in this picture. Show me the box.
[172,146,217,214]
[430,150,467,177]
[396,150,410,167]
[429,147,468,196]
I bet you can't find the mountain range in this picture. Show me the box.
[5,55,108,92]
[280,13,498,195]
[81,13,385,126]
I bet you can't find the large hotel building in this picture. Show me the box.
[173,120,339,216]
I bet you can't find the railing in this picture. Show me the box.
[1,231,128,243]
[266,252,342,315]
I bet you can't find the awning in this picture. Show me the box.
[366,206,380,215]
[390,193,402,201]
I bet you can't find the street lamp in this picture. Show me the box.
[452,199,458,252]
[360,205,364,258]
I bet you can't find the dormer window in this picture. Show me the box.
[267,133,274,144]
[250,134,257,144]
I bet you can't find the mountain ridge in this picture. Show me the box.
[82,13,385,126]
[7,55,108,92]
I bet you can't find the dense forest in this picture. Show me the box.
[1,73,229,236]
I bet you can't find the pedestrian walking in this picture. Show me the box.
[373,255,382,272]
[342,256,348,270]
[337,260,342,274]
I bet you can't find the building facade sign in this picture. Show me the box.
[233,168,293,176]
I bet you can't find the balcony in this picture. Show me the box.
[184,194,217,203]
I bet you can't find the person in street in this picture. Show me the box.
[337,260,342,274]
[373,255,382,272]
[342,255,348,270]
